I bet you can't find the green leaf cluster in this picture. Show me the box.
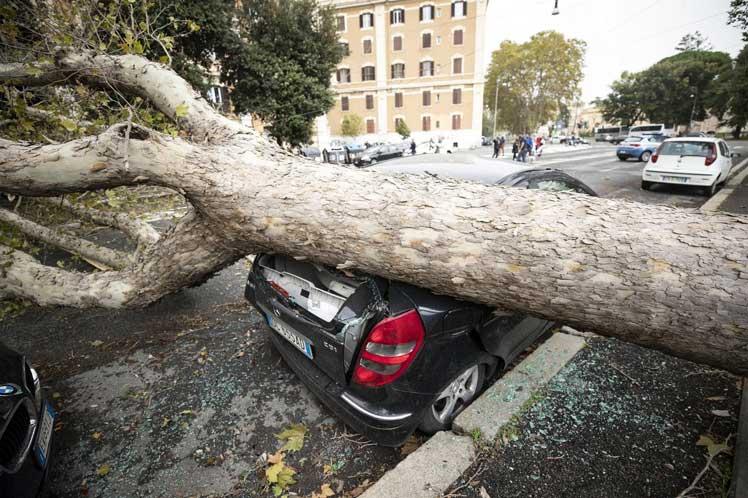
[340,114,363,137]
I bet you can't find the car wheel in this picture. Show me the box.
[419,363,485,434]
[641,180,652,191]
[706,180,719,197]
[640,151,651,162]
[370,158,377,164]
[617,155,626,161]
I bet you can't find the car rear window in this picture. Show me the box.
[659,141,713,157]
[623,137,642,143]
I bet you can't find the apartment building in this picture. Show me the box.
[315,0,488,148]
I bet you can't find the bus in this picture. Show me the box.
[594,126,629,144]
[629,124,674,137]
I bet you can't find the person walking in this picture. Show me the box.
[535,136,545,159]
[492,137,500,158]
[410,139,416,155]
[512,138,519,161]
[499,136,506,157]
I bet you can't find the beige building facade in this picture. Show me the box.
[315,0,488,148]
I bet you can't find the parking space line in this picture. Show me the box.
[700,157,748,212]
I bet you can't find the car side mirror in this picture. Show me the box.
[731,152,742,158]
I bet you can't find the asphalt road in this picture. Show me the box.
[477,140,748,208]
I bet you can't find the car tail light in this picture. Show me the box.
[651,144,663,163]
[352,309,425,387]
[705,144,717,166]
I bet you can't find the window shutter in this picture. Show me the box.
[463,2,467,16]
[359,14,363,28]
[423,91,431,106]
[419,6,423,21]
[390,11,394,24]
[342,96,349,111]
[395,93,403,107]
[454,29,463,45]
[451,2,455,17]
[401,10,405,23]
[453,88,461,104]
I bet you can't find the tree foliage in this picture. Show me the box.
[484,31,586,134]
[676,31,713,52]
[597,49,732,129]
[340,114,362,137]
[729,0,748,41]
[395,119,411,138]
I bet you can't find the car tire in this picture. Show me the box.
[706,180,719,197]
[641,180,653,190]
[370,158,377,164]
[617,155,627,161]
[419,363,486,434]
[640,151,651,162]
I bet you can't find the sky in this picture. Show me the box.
[484,0,745,102]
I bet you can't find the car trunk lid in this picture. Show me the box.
[254,254,385,384]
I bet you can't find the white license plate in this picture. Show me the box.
[662,175,689,183]
[35,402,55,468]
[268,315,314,359]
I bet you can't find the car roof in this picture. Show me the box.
[368,152,534,184]
[665,137,721,143]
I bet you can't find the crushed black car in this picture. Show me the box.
[245,159,597,447]
[0,342,55,498]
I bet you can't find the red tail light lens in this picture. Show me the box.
[352,309,425,387]
[705,144,717,166]
[630,143,640,147]
[651,144,663,163]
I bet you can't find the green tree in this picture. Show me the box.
[675,31,713,52]
[729,0,748,41]
[341,114,362,136]
[223,0,343,145]
[484,31,586,134]
[717,44,748,138]
[395,119,411,138]
[597,50,731,129]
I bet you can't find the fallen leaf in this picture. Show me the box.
[696,435,729,457]
[90,340,104,347]
[52,392,61,399]
[311,483,335,498]
[161,417,171,428]
[480,487,492,498]
[323,464,333,476]
[276,423,307,453]
[235,351,245,358]
[711,409,730,417]
[91,432,102,441]
[96,464,110,477]
[399,435,421,456]
[267,451,284,464]
[180,409,194,416]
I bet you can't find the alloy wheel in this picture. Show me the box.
[431,365,480,424]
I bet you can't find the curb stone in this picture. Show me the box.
[452,332,586,441]
[359,431,475,498]
[729,378,747,498]
[361,332,585,498]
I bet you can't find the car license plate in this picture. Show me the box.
[34,401,55,468]
[662,175,689,183]
[268,315,314,359]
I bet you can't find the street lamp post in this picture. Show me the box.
[552,0,559,15]
[689,92,697,131]
[492,80,500,138]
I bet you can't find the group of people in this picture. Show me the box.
[492,135,545,162]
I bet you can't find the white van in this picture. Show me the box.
[629,124,673,137]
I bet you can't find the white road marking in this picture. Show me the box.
[700,156,748,212]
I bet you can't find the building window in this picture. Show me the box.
[451,1,467,17]
[453,57,463,74]
[395,92,403,108]
[393,35,403,51]
[422,115,431,131]
[391,63,405,79]
[419,60,434,77]
[341,96,349,111]
[336,15,346,31]
[419,5,435,21]
[452,114,461,130]
[339,42,349,56]
[362,65,376,81]
[207,86,224,105]
[336,68,350,83]
[422,90,431,106]
[336,68,351,83]
[363,39,372,54]
[422,32,432,48]
[366,94,374,109]
[366,118,375,134]
[390,8,405,24]
[452,88,462,104]
[453,29,463,45]
[360,12,374,28]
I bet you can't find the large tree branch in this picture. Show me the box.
[0,208,129,269]
[0,123,199,196]
[0,50,246,142]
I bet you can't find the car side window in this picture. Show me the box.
[719,142,729,156]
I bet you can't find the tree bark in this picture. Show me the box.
[1,51,747,375]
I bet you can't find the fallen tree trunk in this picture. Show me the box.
[1,50,747,375]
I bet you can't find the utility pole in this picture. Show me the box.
[689,92,697,131]
[492,80,500,138]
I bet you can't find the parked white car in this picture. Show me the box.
[642,137,738,196]
[415,139,456,155]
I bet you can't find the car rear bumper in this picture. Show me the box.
[643,169,718,186]
[267,332,421,446]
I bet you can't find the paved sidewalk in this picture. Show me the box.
[444,338,741,498]
[718,169,748,214]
